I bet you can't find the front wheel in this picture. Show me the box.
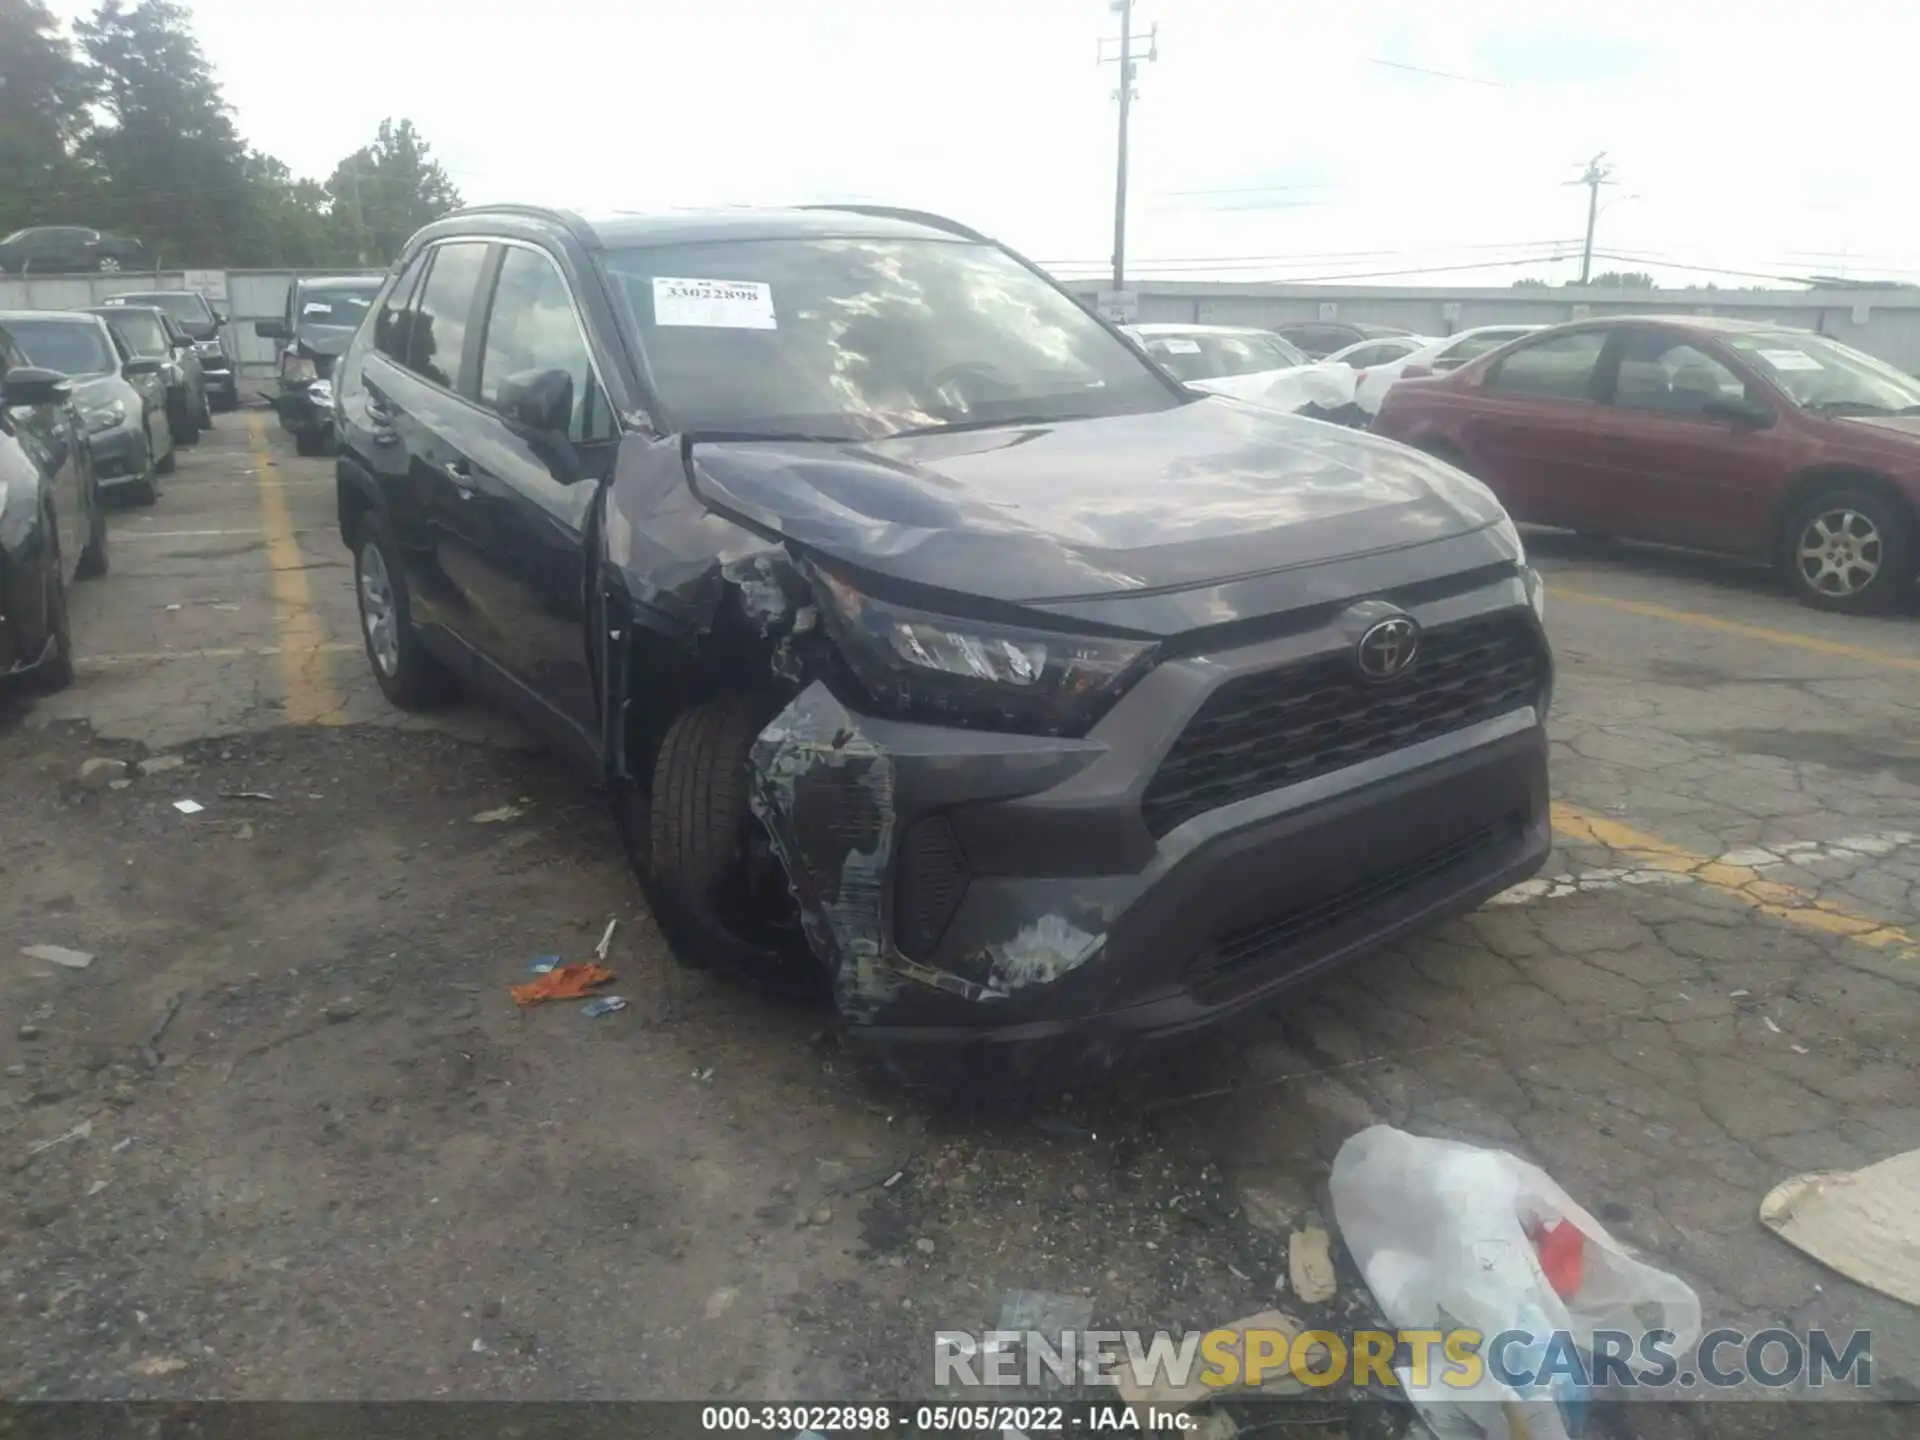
[76,502,109,579]
[352,513,459,709]
[294,429,328,458]
[633,695,826,1001]
[171,406,202,446]
[1781,488,1913,614]
[155,443,176,475]
[35,560,75,692]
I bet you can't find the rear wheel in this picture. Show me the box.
[353,512,459,709]
[94,255,122,274]
[632,695,826,1001]
[35,549,75,692]
[1781,487,1912,614]
[172,405,202,446]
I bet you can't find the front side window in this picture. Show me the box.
[600,236,1178,440]
[479,247,613,442]
[1724,331,1920,417]
[1440,330,1528,369]
[6,318,114,376]
[407,245,490,390]
[374,255,430,365]
[1610,332,1748,416]
[1485,330,1607,400]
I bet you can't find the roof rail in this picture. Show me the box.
[443,203,599,247]
[795,203,993,246]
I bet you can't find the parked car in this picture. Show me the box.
[1126,323,1362,423]
[257,275,384,455]
[0,226,155,276]
[86,304,209,444]
[332,203,1551,1072]
[1273,319,1414,359]
[0,322,109,691]
[100,290,239,411]
[0,311,172,504]
[1346,325,1542,418]
[1373,316,1920,613]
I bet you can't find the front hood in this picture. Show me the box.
[1188,362,1357,414]
[294,326,356,359]
[1840,414,1920,440]
[687,396,1507,604]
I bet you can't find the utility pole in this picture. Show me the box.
[1099,0,1157,291]
[1571,152,1615,285]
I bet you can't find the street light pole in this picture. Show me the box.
[1572,152,1615,285]
[1100,0,1157,292]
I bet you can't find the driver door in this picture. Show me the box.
[0,330,83,571]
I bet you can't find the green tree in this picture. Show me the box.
[0,0,96,236]
[326,118,462,266]
[77,0,252,264]
[1589,270,1656,290]
[232,150,345,267]
[1511,277,1551,291]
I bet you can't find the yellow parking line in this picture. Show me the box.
[1550,586,1920,674]
[247,413,349,725]
[84,643,359,668]
[1552,801,1916,954]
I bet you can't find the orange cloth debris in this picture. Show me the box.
[511,963,615,1006]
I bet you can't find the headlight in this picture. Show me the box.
[814,568,1157,736]
[83,400,127,433]
[281,353,318,383]
[195,340,221,356]
[1525,565,1546,623]
[308,379,334,409]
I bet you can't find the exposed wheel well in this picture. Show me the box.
[1770,467,1919,562]
[616,612,795,795]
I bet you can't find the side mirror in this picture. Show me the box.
[123,356,164,377]
[2,365,73,408]
[497,367,574,436]
[1702,394,1773,429]
[213,310,228,326]
[255,319,292,340]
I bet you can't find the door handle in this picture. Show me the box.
[444,459,476,495]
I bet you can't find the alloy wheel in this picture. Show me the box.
[1795,508,1882,598]
[358,540,401,677]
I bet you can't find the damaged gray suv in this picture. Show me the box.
[333,204,1553,1072]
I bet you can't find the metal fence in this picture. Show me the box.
[0,267,386,392]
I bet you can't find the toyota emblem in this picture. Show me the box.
[1356,616,1420,679]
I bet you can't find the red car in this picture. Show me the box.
[1373,315,1920,613]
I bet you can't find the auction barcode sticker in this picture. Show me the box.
[652,277,777,330]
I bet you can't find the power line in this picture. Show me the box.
[1368,56,1507,88]
[1050,252,1580,284]
[1035,237,1583,267]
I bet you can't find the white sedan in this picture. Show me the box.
[1125,323,1362,420]
[1333,324,1543,418]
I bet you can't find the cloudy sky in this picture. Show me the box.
[50,0,1919,288]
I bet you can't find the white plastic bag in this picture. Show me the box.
[1330,1126,1702,1440]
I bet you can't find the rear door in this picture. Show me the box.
[0,329,83,572]
[1584,327,1783,550]
[454,242,620,755]
[1453,328,1614,526]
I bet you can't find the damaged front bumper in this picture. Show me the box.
[748,591,1552,1068]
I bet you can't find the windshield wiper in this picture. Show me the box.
[1809,399,1895,416]
[681,427,862,445]
[889,413,1080,438]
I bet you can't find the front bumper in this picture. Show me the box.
[750,576,1551,1070]
[272,382,332,436]
[87,420,148,487]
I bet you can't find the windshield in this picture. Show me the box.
[1,230,29,245]
[600,237,1178,440]
[120,292,215,335]
[1725,332,1920,415]
[103,310,170,356]
[8,318,115,376]
[298,289,377,331]
[1135,330,1309,382]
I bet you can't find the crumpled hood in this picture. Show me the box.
[1187,361,1358,415]
[686,396,1508,603]
[294,325,357,359]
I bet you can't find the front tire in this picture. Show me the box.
[1781,487,1912,614]
[155,444,176,475]
[294,429,328,458]
[94,256,122,274]
[352,512,459,709]
[171,406,202,446]
[35,558,75,693]
[636,695,826,1001]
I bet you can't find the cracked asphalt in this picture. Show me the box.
[0,414,1914,1435]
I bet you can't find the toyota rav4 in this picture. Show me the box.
[331,203,1553,1074]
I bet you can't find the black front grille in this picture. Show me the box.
[1191,820,1510,983]
[1142,612,1544,837]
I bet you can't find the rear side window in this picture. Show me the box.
[374,254,430,365]
[407,242,490,391]
[1439,331,1522,368]
[478,246,614,442]
[1485,330,1607,400]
